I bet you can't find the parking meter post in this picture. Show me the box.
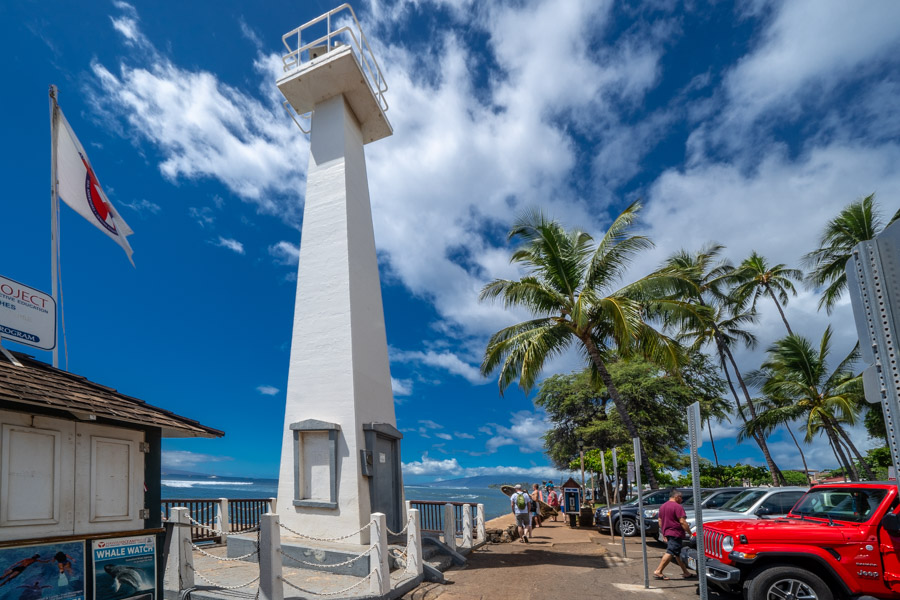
[633,437,649,589]
[600,451,615,542]
[612,447,626,557]
[688,402,708,600]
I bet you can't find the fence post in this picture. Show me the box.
[462,505,473,548]
[164,507,193,593]
[370,513,391,596]
[443,503,456,551]
[216,498,229,542]
[406,508,423,576]
[268,497,277,513]
[258,513,283,600]
[476,503,486,543]
[405,499,411,514]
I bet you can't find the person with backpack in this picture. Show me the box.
[510,484,532,542]
[531,483,544,528]
[546,483,560,521]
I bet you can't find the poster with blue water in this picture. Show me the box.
[91,537,155,600]
[0,541,84,600]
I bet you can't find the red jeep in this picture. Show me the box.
[682,482,900,599]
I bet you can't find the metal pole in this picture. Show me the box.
[49,85,60,369]
[613,447,626,558]
[580,449,586,502]
[633,437,649,589]
[688,402,708,599]
[600,451,615,541]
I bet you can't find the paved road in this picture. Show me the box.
[403,519,736,600]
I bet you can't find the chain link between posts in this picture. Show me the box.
[278,545,373,569]
[278,519,374,542]
[279,573,373,597]
[185,514,259,536]
[183,519,263,596]
[386,514,413,537]
[187,563,261,590]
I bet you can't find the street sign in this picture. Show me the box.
[0,275,56,350]
[627,461,635,484]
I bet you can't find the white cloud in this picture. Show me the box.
[401,452,573,479]
[391,377,413,397]
[213,237,245,254]
[418,420,443,429]
[484,410,550,454]
[268,241,300,266]
[256,385,279,396]
[120,198,161,215]
[162,450,232,468]
[402,454,463,476]
[188,206,215,228]
[454,432,475,439]
[435,432,453,441]
[391,349,486,384]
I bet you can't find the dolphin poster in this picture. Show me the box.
[91,537,155,600]
[0,541,84,600]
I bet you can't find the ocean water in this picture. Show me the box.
[161,477,512,521]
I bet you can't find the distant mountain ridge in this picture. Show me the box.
[421,474,565,488]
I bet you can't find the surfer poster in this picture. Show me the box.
[91,537,155,600]
[0,540,85,600]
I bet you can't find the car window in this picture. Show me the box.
[778,492,805,513]
[704,490,741,508]
[647,492,669,504]
[792,488,888,523]
[721,490,766,512]
[757,496,783,515]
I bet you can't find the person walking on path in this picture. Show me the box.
[653,490,696,581]
[531,483,544,529]
[546,483,560,521]
[511,484,533,542]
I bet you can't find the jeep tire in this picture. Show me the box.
[616,517,637,537]
[746,566,833,600]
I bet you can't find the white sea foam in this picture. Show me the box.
[162,480,254,488]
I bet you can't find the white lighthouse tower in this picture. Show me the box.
[273,7,400,545]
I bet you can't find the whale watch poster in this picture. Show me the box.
[0,541,84,600]
[91,537,156,600]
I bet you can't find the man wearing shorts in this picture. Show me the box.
[510,484,532,543]
[653,490,695,580]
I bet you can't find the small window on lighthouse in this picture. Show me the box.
[290,420,340,509]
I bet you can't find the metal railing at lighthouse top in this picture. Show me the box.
[281,3,389,114]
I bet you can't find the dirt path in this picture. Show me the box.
[403,521,734,600]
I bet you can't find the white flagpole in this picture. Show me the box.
[49,85,60,369]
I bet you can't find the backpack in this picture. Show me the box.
[515,492,528,510]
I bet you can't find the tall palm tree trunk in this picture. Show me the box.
[784,425,812,485]
[764,283,793,335]
[706,417,719,467]
[582,336,659,490]
[824,432,848,481]
[718,338,785,486]
[828,416,874,479]
[825,424,857,480]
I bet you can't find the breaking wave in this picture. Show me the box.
[162,480,254,488]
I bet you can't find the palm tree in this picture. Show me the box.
[804,193,900,313]
[480,203,702,489]
[661,245,785,486]
[756,327,875,480]
[699,395,732,467]
[731,252,802,334]
[738,396,813,485]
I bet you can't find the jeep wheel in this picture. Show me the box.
[616,518,637,537]
[747,566,833,600]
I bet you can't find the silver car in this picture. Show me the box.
[656,487,808,543]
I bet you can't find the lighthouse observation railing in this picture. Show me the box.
[408,500,478,534]
[280,3,389,114]
[161,498,272,543]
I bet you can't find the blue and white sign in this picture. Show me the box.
[0,275,56,351]
[91,537,155,600]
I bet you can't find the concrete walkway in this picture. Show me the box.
[402,519,734,600]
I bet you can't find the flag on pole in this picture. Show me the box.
[55,107,135,265]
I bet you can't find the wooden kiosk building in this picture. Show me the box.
[0,350,221,600]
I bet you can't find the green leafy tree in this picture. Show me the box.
[731,251,803,335]
[804,193,900,313]
[738,396,812,485]
[781,470,811,486]
[480,204,702,489]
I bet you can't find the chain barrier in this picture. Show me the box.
[278,519,374,543]
[187,563,261,590]
[279,573,373,597]
[184,514,259,536]
[190,542,257,562]
[278,545,373,569]
[386,514,413,537]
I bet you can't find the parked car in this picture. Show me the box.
[596,488,696,537]
[681,482,900,599]
[641,487,747,537]
[656,487,808,544]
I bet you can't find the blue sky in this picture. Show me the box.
[2,0,900,482]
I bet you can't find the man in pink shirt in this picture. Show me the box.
[653,489,695,580]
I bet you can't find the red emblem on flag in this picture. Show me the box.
[80,153,118,235]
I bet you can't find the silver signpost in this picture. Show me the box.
[688,402,708,599]
[612,447,626,557]
[847,220,900,497]
[633,437,649,589]
[600,450,615,541]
